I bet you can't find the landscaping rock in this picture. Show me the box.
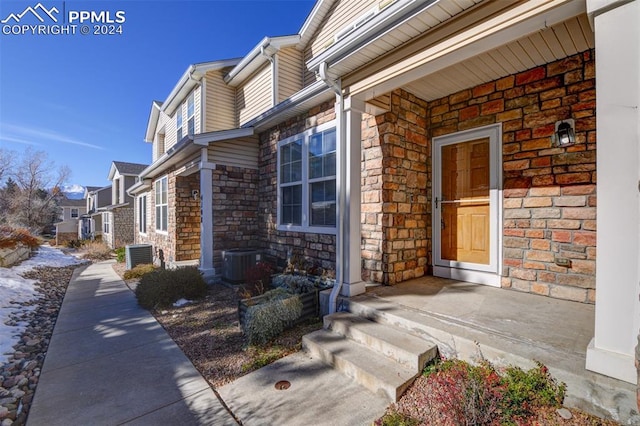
[556,407,573,420]
[0,265,76,426]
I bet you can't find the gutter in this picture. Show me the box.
[307,0,438,73]
[317,61,345,315]
[243,80,333,132]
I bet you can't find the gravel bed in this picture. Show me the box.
[0,265,79,426]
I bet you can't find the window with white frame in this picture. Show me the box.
[176,106,183,142]
[70,208,79,219]
[187,93,195,136]
[155,176,168,232]
[278,122,336,232]
[138,194,147,234]
[103,212,110,234]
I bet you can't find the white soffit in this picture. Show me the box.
[403,14,595,102]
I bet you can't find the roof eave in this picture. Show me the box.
[224,35,301,86]
[139,136,200,180]
[244,80,334,132]
[144,101,163,143]
[162,58,242,116]
[307,0,438,74]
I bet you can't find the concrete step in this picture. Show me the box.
[302,329,418,402]
[324,311,437,371]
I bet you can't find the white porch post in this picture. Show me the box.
[339,96,366,296]
[585,0,639,384]
[199,148,215,282]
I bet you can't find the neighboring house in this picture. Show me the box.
[80,185,110,240]
[132,0,639,391]
[55,196,86,246]
[102,161,147,249]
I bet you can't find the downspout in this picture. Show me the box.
[319,62,344,315]
[261,46,278,107]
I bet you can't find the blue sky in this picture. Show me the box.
[0,0,315,191]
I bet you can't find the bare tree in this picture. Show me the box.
[0,148,15,183]
[8,149,70,231]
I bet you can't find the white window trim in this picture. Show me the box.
[187,93,195,136]
[155,176,168,234]
[138,194,147,235]
[103,212,110,234]
[70,208,79,219]
[277,120,337,235]
[176,105,183,142]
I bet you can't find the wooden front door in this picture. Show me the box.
[433,124,501,285]
[440,138,490,265]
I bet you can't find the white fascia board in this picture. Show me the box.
[107,162,117,181]
[244,80,333,131]
[139,136,199,180]
[162,58,241,115]
[224,35,301,86]
[307,0,437,73]
[126,179,152,196]
[144,101,163,143]
[299,0,338,47]
[193,127,256,146]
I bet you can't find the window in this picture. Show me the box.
[71,208,79,218]
[155,176,168,232]
[187,93,195,135]
[277,122,336,232]
[176,106,183,142]
[103,212,110,234]
[138,194,147,234]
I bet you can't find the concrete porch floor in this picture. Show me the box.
[343,276,639,424]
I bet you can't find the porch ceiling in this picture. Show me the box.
[400,14,594,103]
[336,0,592,107]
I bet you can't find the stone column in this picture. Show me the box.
[585,0,640,384]
[199,148,215,283]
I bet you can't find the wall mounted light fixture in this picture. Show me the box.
[553,119,576,147]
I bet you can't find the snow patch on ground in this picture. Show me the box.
[0,245,85,363]
[173,298,191,307]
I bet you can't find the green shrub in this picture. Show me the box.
[115,247,126,263]
[123,263,156,280]
[135,266,208,310]
[374,411,418,426]
[242,288,302,345]
[500,361,566,423]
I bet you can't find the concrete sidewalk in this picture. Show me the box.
[27,260,237,426]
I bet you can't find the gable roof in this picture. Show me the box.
[298,0,338,48]
[85,186,101,193]
[224,35,301,86]
[59,197,86,207]
[144,58,242,143]
[109,161,148,180]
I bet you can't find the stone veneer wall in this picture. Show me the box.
[212,165,259,272]
[175,174,200,262]
[112,207,134,248]
[258,101,337,270]
[427,50,596,302]
[138,172,176,265]
[362,91,431,284]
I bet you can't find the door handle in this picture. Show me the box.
[435,197,439,208]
